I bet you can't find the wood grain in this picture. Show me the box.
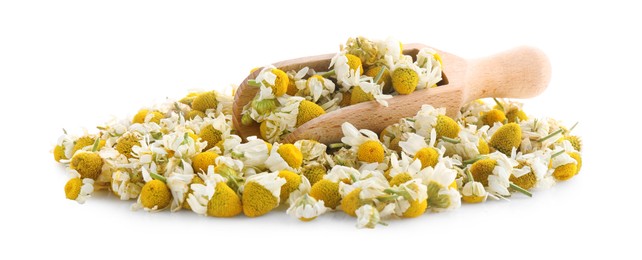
[232,44,551,144]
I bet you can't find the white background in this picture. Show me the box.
[1,0,639,259]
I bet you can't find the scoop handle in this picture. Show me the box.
[463,46,551,103]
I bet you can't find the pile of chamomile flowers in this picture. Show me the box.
[241,36,443,142]
[53,38,583,229]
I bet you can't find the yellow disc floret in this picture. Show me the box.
[191,151,218,174]
[345,54,363,74]
[391,67,418,94]
[562,135,583,152]
[278,170,302,202]
[207,182,242,217]
[191,91,218,112]
[435,115,460,139]
[414,147,439,169]
[296,100,325,127]
[357,140,385,163]
[140,179,172,209]
[132,109,149,124]
[350,85,374,105]
[70,151,103,180]
[482,109,507,126]
[569,152,582,174]
[553,162,577,181]
[199,125,222,151]
[277,144,303,169]
[310,179,341,209]
[340,188,362,217]
[64,178,82,200]
[187,110,206,120]
[506,109,527,123]
[470,158,497,187]
[365,66,392,93]
[478,139,490,155]
[510,172,537,190]
[242,181,279,217]
[72,136,96,155]
[489,123,522,155]
[267,69,289,97]
[54,145,66,162]
[389,172,413,187]
[302,164,326,186]
[115,134,140,158]
[402,199,428,218]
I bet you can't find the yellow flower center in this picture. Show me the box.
[414,147,439,169]
[310,179,341,209]
[470,158,497,187]
[64,177,82,200]
[277,144,303,169]
[140,179,172,209]
[302,164,326,186]
[482,109,507,126]
[506,109,527,123]
[72,136,96,155]
[391,67,418,95]
[54,145,66,162]
[149,111,164,124]
[345,54,363,74]
[259,120,269,140]
[553,162,577,181]
[296,100,325,127]
[191,91,218,112]
[489,123,522,155]
[562,135,583,152]
[242,181,279,217]
[115,134,140,158]
[477,138,490,155]
[402,199,428,218]
[389,172,413,187]
[435,115,460,139]
[341,188,363,217]
[510,172,537,190]
[350,85,374,105]
[132,109,149,124]
[70,152,103,180]
[191,151,219,174]
[462,194,485,203]
[365,66,392,93]
[569,152,582,174]
[207,182,242,217]
[278,170,302,202]
[200,125,223,151]
[179,92,199,106]
[267,69,289,97]
[187,110,206,120]
[357,140,385,163]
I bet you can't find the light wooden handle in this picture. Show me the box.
[463,46,551,103]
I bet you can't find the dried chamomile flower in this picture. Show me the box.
[70,151,103,180]
[415,48,443,89]
[278,170,302,203]
[341,122,386,163]
[462,181,488,203]
[192,151,218,174]
[191,91,218,112]
[550,147,578,181]
[230,136,270,172]
[286,193,327,221]
[132,109,164,124]
[482,109,507,126]
[187,169,242,217]
[422,162,461,211]
[111,170,143,200]
[254,66,290,97]
[399,130,442,169]
[339,177,389,216]
[139,179,172,211]
[302,74,336,102]
[330,52,363,89]
[355,204,385,229]
[343,36,381,67]
[489,123,522,155]
[365,66,393,93]
[64,170,94,204]
[412,105,460,139]
[296,100,325,127]
[115,132,141,158]
[265,143,303,171]
[310,179,342,209]
[242,172,286,217]
[469,151,518,197]
[390,59,420,95]
[301,163,326,186]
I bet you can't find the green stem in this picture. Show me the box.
[247,80,261,87]
[63,128,68,135]
[319,70,335,77]
[466,169,475,182]
[373,66,386,83]
[551,149,566,159]
[493,98,505,112]
[150,172,167,182]
[463,155,487,166]
[91,137,101,152]
[537,129,563,143]
[569,122,579,133]
[441,136,460,144]
[329,143,345,149]
[510,183,532,197]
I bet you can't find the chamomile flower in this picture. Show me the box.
[64,170,94,204]
[310,179,342,209]
[265,143,303,171]
[550,147,578,181]
[438,125,490,160]
[386,152,423,185]
[166,161,195,212]
[412,105,460,139]
[469,151,517,197]
[187,168,242,217]
[286,67,309,96]
[341,122,387,163]
[345,75,392,106]
[255,66,289,97]
[489,122,522,155]
[422,162,461,211]
[54,132,74,163]
[343,36,381,67]
[329,52,363,89]
[70,151,103,180]
[355,204,382,229]
[461,181,488,203]
[415,47,443,89]
[339,177,389,216]
[133,178,172,212]
[301,74,336,103]
[242,172,287,217]
[399,130,444,169]
[111,170,143,200]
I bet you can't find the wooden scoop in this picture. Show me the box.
[232,43,551,144]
